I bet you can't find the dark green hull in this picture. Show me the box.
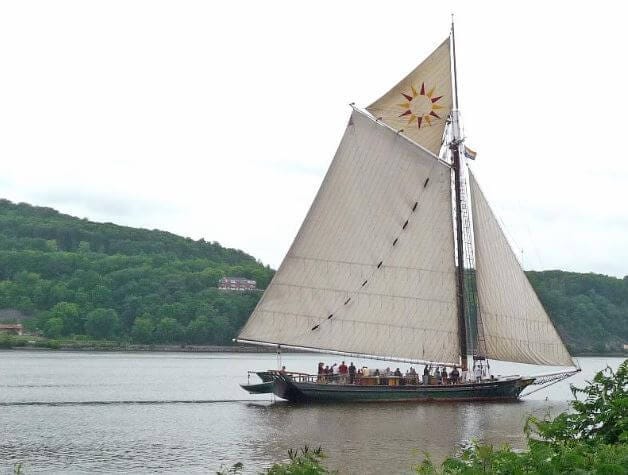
[273,375,534,403]
[240,381,274,394]
[240,371,275,394]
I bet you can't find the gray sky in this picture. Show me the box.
[1,1,626,277]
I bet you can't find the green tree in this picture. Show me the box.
[49,301,82,335]
[131,316,155,344]
[186,315,211,344]
[85,308,121,339]
[155,317,184,343]
[44,317,64,338]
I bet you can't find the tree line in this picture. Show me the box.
[0,199,626,352]
[527,270,627,354]
[0,199,272,345]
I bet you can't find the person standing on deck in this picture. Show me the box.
[422,365,430,385]
[474,364,482,382]
[348,362,356,384]
[461,367,469,382]
[450,366,460,384]
[317,362,324,382]
[338,361,348,383]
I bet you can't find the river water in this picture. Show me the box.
[0,351,623,474]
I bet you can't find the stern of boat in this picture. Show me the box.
[272,374,308,402]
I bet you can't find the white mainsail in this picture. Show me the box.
[469,171,574,367]
[238,110,460,364]
[366,39,453,156]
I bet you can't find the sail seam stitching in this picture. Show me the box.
[269,281,455,305]
[284,254,455,274]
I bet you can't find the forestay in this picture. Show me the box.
[366,39,453,156]
[469,171,574,367]
[238,110,460,364]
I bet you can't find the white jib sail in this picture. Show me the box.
[366,38,453,156]
[238,110,460,364]
[469,171,574,367]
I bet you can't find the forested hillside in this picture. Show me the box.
[0,199,626,354]
[527,271,627,354]
[0,199,273,344]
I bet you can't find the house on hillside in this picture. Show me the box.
[0,323,23,335]
[218,277,257,291]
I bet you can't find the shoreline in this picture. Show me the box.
[6,343,293,353]
[2,343,625,357]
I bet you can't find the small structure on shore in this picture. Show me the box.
[0,323,23,335]
[218,277,257,291]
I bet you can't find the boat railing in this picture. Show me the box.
[269,370,515,386]
[267,370,316,383]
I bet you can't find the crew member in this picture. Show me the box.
[348,362,356,384]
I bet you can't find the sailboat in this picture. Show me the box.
[236,23,579,402]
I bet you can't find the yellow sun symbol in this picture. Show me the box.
[397,82,444,129]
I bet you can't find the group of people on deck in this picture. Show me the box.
[316,361,475,385]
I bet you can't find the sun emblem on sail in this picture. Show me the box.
[398,82,444,129]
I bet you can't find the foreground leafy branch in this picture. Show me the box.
[217,446,333,475]
[416,359,628,474]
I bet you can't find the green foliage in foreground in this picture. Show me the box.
[413,360,628,474]
[0,199,274,345]
[417,441,628,474]
[217,446,333,475]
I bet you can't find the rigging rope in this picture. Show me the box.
[520,371,578,398]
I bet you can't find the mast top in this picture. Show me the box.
[450,15,460,112]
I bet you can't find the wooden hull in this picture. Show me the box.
[272,375,534,403]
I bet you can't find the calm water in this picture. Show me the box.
[0,351,623,474]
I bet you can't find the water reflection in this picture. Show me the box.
[242,399,570,473]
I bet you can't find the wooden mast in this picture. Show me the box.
[450,17,468,371]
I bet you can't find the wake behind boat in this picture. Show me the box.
[235,21,579,403]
